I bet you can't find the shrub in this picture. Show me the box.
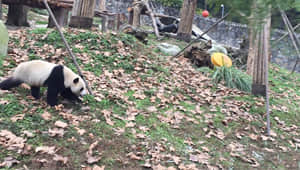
[212,66,252,92]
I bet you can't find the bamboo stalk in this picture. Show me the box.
[43,0,93,95]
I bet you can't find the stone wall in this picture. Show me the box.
[103,0,300,72]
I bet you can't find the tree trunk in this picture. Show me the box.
[48,8,68,28]
[177,0,197,42]
[6,4,30,27]
[69,0,96,29]
[251,7,271,96]
[0,0,2,20]
[132,0,143,27]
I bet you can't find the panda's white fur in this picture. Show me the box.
[13,60,56,87]
[0,60,87,106]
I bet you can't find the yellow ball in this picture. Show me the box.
[211,52,232,67]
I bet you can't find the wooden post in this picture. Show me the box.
[177,0,197,42]
[48,8,68,28]
[69,0,96,29]
[128,8,134,25]
[116,14,121,30]
[251,7,271,96]
[101,15,107,32]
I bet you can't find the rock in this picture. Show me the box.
[0,20,8,57]
[157,43,181,56]
[207,43,228,55]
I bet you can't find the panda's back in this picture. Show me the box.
[13,60,57,86]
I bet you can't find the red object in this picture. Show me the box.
[202,10,209,17]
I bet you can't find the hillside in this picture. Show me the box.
[0,28,300,169]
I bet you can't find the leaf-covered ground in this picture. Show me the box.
[0,27,299,170]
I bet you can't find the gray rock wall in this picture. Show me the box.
[103,0,300,72]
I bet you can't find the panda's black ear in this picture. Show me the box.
[73,78,79,84]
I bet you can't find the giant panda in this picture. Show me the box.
[0,60,88,106]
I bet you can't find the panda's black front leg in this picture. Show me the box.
[60,88,81,102]
[31,86,40,99]
[46,87,59,106]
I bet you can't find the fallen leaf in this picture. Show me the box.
[53,154,68,164]
[41,112,52,120]
[86,141,102,164]
[49,128,64,137]
[146,106,157,113]
[127,152,142,160]
[10,114,25,122]
[0,157,19,168]
[189,153,210,164]
[92,165,105,170]
[0,130,26,152]
[23,130,34,138]
[54,121,68,128]
[35,146,56,155]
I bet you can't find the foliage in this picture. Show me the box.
[206,0,299,27]
[212,66,252,92]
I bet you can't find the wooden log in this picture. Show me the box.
[69,0,96,28]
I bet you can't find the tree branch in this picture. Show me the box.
[172,11,230,58]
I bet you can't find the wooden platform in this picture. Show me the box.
[2,0,74,9]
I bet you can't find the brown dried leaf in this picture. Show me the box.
[41,112,52,121]
[10,114,25,122]
[189,153,210,164]
[49,128,65,137]
[0,157,19,168]
[35,146,56,155]
[92,165,105,170]
[54,120,68,128]
[127,152,142,160]
[86,141,102,164]
[22,130,34,138]
[53,154,68,164]
[0,130,26,152]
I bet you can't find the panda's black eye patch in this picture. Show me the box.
[80,88,84,92]
[73,78,79,84]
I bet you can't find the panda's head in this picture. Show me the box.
[71,77,88,96]
[63,66,88,97]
